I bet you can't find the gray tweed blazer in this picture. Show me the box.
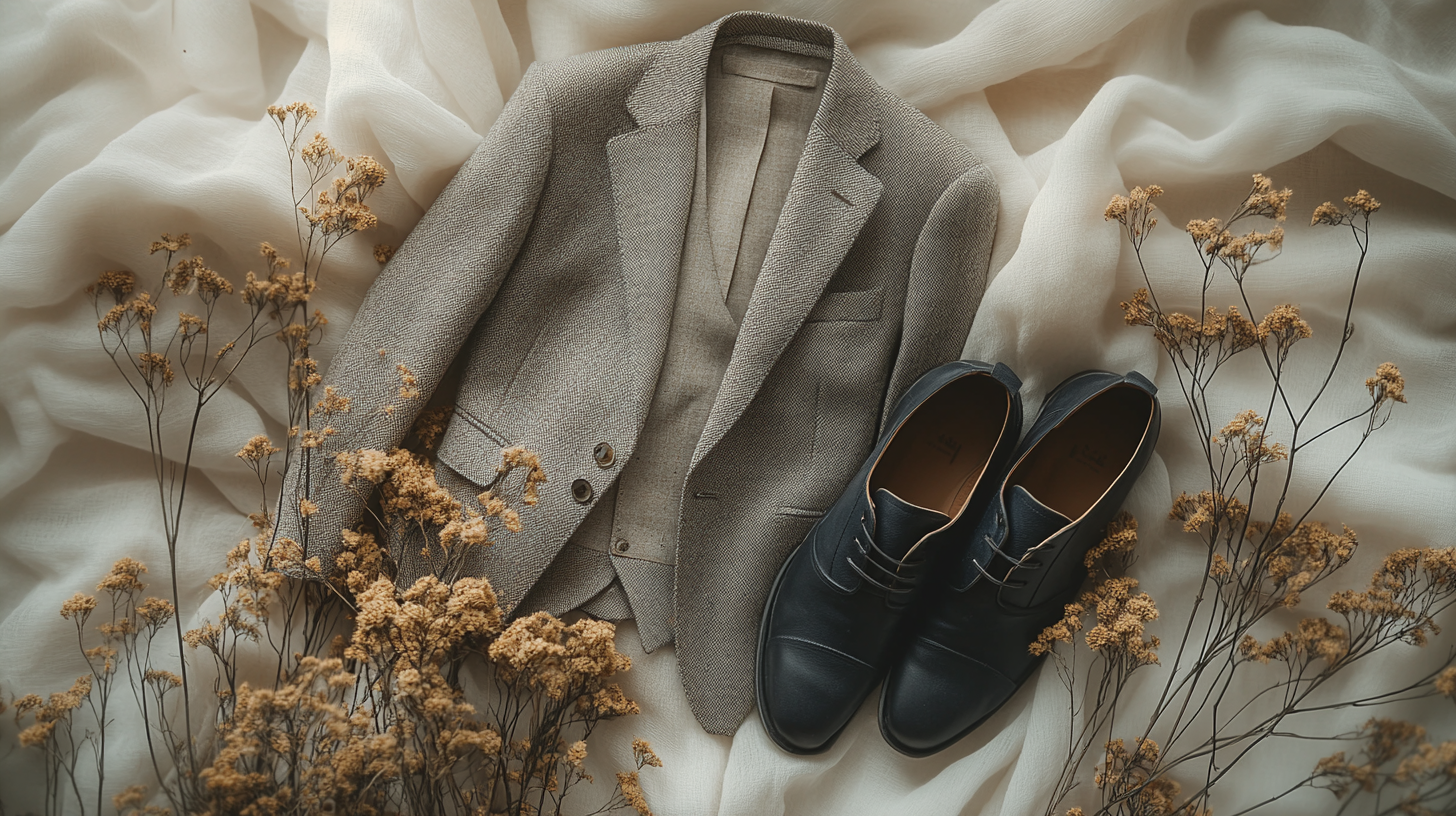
[276,10,998,736]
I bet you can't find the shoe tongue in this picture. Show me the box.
[871,488,949,560]
[1002,485,1072,560]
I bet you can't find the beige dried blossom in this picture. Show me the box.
[1345,189,1381,214]
[617,771,653,816]
[290,356,322,392]
[1241,617,1349,665]
[1105,184,1163,247]
[1120,288,1154,328]
[1083,511,1138,571]
[137,352,175,386]
[1256,303,1312,349]
[1311,188,1381,227]
[244,267,316,310]
[97,302,129,331]
[634,737,663,769]
[301,131,344,170]
[500,507,523,533]
[334,527,388,593]
[87,269,137,302]
[97,557,147,593]
[1170,490,1250,534]
[439,512,490,549]
[111,784,148,811]
[166,255,233,298]
[298,151,387,237]
[1435,667,1456,699]
[373,243,396,264]
[1030,599,1087,657]
[143,669,183,691]
[16,675,92,748]
[266,101,317,124]
[500,445,548,505]
[1327,547,1456,646]
[127,293,157,335]
[1239,173,1293,222]
[381,449,459,526]
[148,232,192,255]
[182,620,222,652]
[236,434,281,463]
[177,311,207,337]
[1215,410,1288,464]
[1310,201,1346,227]
[1315,718,1424,797]
[1083,576,1161,665]
[1366,362,1407,406]
[1120,289,1259,356]
[60,592,97,622]
[566,739,588,768]
[579,683,641,719]
[136,597,175,629]
[1209,554,1232,579]
[336,448,391,485]
[1185,217,1222,246]
[396,362,421,401]
[311,384,352,418]
[1218,226,1284,264]
[410,404,453,450]
[348,156,387,196]
[1263,521,1357,606]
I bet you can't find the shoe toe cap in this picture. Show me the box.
[759,636,878,754]
[880,637,1020,756]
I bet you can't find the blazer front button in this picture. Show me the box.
[571,478,594,504]
[593,442,615,468]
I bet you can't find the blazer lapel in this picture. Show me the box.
[606,46,702,432]
[689,38,884,474]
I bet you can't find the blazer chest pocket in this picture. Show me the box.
[805,286,883,323]
[434,410,510,489]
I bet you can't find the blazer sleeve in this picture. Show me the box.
[273,63,555,563]
[880,161,999,430]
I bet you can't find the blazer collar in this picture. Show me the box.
[606,11,886,474]
[626,11,882,159]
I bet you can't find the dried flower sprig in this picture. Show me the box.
[29,100,656,816]
[1035,178,1449,816]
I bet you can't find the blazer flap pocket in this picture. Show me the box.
[806,286,883,323]
[435,413,509,487]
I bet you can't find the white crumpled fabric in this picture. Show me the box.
[2,1,1453,813]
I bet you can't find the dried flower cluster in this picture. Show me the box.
[15,102,657,816]
[1034,178,1451,816]
[1104,184,1163,250]
[1032,514,1160,669]
[1311,717,1456,816]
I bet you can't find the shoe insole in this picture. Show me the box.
[1010,385,1152,521]
[868,374,1009,519]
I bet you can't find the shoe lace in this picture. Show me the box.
[967,510,1035,590]
[846,513,925,598]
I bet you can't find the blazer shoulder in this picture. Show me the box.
[874,90,991,189]
[524,41,662,109]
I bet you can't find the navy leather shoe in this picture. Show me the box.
[756,360,1023,754]
[879,370,1161,757]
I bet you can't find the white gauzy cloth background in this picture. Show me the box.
[1,1,1454,814]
